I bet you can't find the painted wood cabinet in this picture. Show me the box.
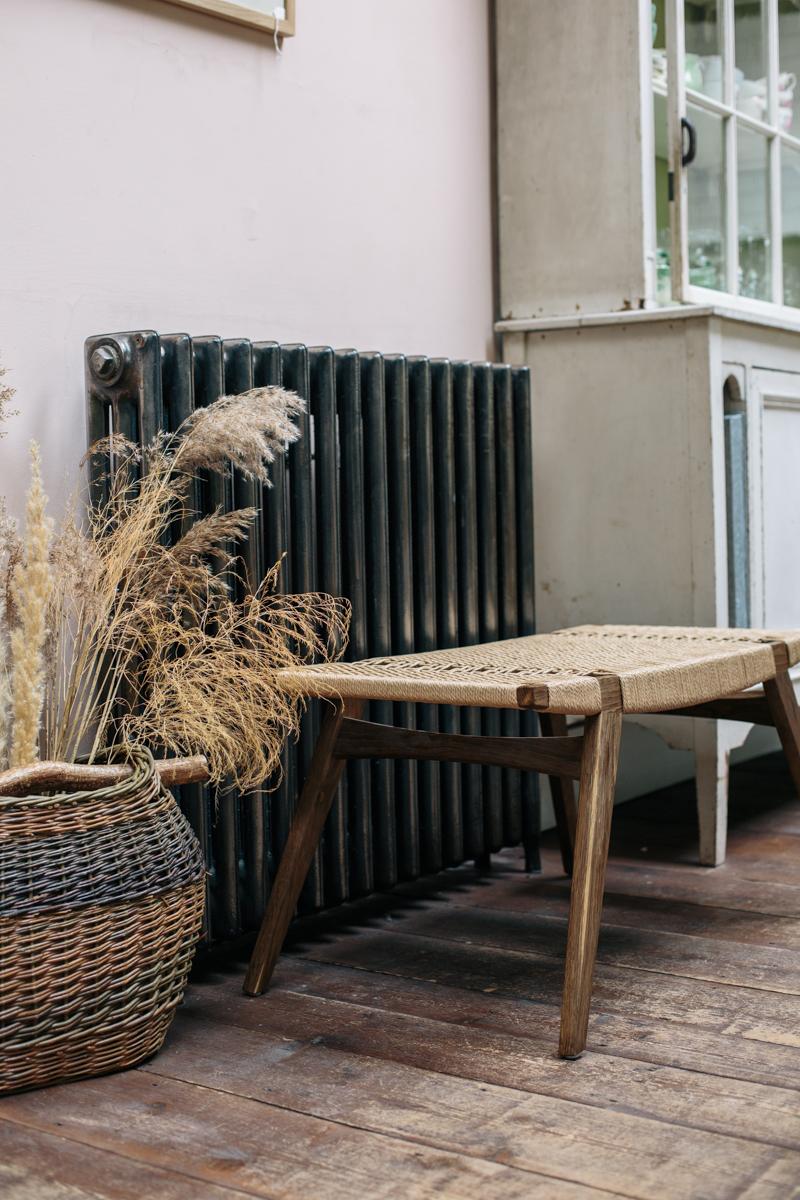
[495,0,800,862]
[499,306,800,861]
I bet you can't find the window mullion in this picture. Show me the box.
[726,117,739,294]
[770,136,783,303]
[667,0,689,300]
[767,0,779,127]
[767,0,783,303]
[723,0,739,294]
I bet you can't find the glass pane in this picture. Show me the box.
[653,90,672,303]
[782,143,800,306]
[653,0,665,51]
[652,0,666,97]
[687,105,727,290]
[737,127,771,299]
[778,1,800,136]
[735,0,768,117]
[684,0,723,99]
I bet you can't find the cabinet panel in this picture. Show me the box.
[757,371,800,627]
[496,0,652,318]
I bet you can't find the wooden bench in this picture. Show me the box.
[244,624,800,1058]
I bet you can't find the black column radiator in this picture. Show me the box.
[85,332,539,941]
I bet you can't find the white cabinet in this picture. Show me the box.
[495,1,800,862]
[500,305,800,864]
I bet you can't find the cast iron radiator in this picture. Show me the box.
[85,331,538,941]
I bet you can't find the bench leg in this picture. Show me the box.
[764,670,800,799]
[559,709,622,1059]
[243,698,362,996]
[539,712,578,876]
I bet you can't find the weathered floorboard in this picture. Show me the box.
[136,1017,800,1200]
[372,902,800,994]
[0,1119,240,1200]
[269,956,800,1090]
[157,980,800,1151]
[383,866,800,948]
[0,1073,608,1200]
[299,926,800,1047]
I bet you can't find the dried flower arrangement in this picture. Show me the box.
[0,376,349,789]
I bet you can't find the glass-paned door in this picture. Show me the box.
[662,0,800,315]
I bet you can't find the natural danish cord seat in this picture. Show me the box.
[244,623,800,1060]
[276,624,800,713]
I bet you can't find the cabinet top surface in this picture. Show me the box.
[495,304,800,337]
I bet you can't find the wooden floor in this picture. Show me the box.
[3,752,800,1199]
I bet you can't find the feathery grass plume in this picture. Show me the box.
[174,387,305,483]
[120,571,349,791]
[0,503,21,770]
[0,359,17,435]
[0,638,7,771]
[0,361,21,765]
[9,444,52,767]
[36,385,349,789]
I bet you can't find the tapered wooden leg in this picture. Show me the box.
[764,670,800,798]
[559,709,622,1059]
[244,699,362,996]
[539,712,578,876]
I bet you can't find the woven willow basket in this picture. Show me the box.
[0,745,206,1095]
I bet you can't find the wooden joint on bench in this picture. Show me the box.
[333,718,584,779]
[516,672,623,715]
[772,642,791,673]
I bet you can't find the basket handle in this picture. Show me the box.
[0,755,210,797]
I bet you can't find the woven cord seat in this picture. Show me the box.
[245,623,800,1061]
[274,625,800,714]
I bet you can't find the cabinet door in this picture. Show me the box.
[751,367,800,627]
[662,0,800,316]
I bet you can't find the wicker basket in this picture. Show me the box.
[0,744,206,1095]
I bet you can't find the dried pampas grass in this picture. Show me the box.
[1,383,350,787]
[175,388,305,483]
[0,501,22,770]
[8,445,52,767]
[120,569,345,791]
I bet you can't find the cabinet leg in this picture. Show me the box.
[694,721,729,867]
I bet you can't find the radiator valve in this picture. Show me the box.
[90,342,124,385]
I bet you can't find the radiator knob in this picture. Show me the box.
[90,342,124,384]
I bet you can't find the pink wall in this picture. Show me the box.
[0,0,493,514]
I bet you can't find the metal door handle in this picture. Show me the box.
[681,116,697,167]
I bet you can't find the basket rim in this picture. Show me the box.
[0,744,156,811]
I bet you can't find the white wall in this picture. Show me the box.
[0,0,493,515]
